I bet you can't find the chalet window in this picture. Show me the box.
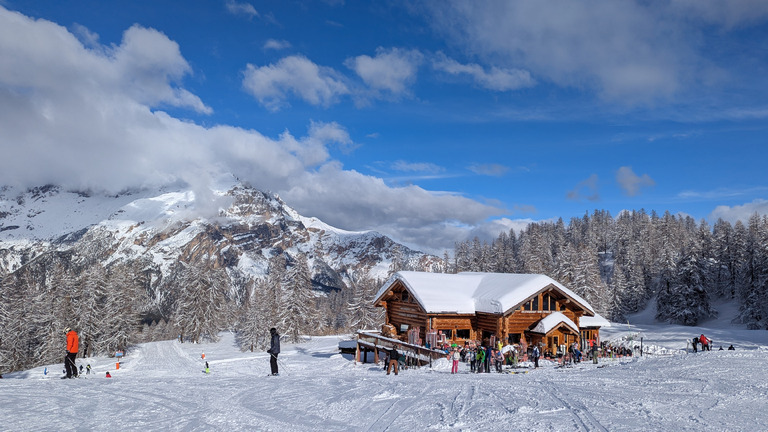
[456,329,470,339]
[507,333,520,344]
[542,294,557,311]
[559,304,566,311]
[531,296,539,311]
[442,329,453,339]
[522,301,530,311]
[401,291,409,302]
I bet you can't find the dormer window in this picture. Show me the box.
[401,291,409,302]
[542,294,557,311]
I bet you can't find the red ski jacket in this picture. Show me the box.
[66,330,79,353]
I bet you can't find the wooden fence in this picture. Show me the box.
[355,330,447,368]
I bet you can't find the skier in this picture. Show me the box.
[532,344,540,368]
[450,347,460,374]
[205,361,210,374]
[267,327,280,376]
[692,336,698,353]
[105,371,111,378]
[86,364,91,375]
[63,328,79,379]
[79,365,84,375]
[728,345,735,350]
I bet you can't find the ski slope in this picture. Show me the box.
[1,322,768,431]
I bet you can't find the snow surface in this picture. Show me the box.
[3,319,768,431]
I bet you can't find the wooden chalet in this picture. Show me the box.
[373,271,603,356]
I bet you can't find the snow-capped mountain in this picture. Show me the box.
[0,182,442,296]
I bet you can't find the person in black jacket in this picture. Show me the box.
[267,327,281,375]
[387,345,400,375]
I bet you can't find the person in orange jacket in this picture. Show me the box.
[63,327,79,379]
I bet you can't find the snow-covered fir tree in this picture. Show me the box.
[279,253,315,343]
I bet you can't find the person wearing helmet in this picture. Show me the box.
[63,327,79,379]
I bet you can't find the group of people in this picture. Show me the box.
[442,341,548,373]
[691,334,736,352]
[691,334,711,352]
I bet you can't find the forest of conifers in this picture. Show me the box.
[448,210,768,330]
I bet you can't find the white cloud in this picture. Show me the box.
[616,166,655,197]
[567,174,600,201]
[263,39,291,50]
[423,1,703,103]
[242,55,349,110]
[710,199,768,223]
[283,163,504,252]
[433,53,534,91]
[226,1,258,19]
[0,6,507,252]
[669,0,768,29]
[71,23,100,49]
[345,47,422,95]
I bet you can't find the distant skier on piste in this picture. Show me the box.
[267,327,280,376]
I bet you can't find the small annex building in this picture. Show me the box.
[373,271,604,355]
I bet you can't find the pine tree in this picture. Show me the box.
[172,262,229,343]
[347,274,384,332]
[712,218,735,299]
[657,246,716,325]
[280,253,315,343]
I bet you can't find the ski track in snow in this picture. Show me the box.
[2,327,768,431]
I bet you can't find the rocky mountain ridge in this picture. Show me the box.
[0,183,442,301]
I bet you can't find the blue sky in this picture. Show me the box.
[1,1,768,253]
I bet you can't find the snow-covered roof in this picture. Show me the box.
[530,311,579,335]
[579,313,611,328]
[374,271,595,316]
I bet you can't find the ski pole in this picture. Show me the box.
[270,353,289,374]
[66,355,78,374]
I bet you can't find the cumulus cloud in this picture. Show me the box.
[242,55,349,110]
[345,47,422,96]
[566,174,600,201]
[616,166,655,196]
[710,199,768,223]
[283,163,503,252]
[0,6,506,252]
[225,1,258,19]
[433,52,535,91]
